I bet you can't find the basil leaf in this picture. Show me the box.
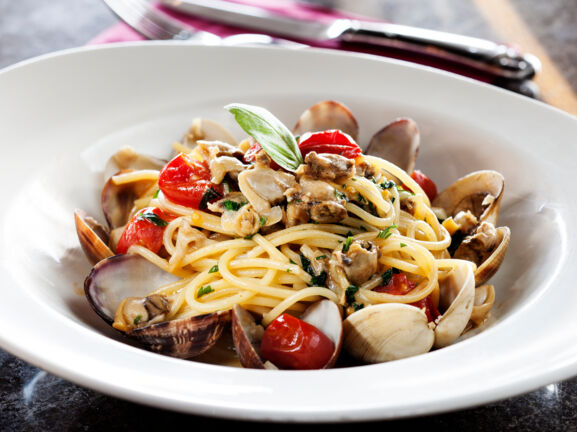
[226,103,303,172]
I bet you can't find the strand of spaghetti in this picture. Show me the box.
[229,257,310,283]
[344,176,393,218]
[180,238,254,267]
[218,249,309,298]
[340,216,379,232]
[246,229,345,258]
[128,244,195,278]
[345,202,395,228]
[111,169,160,185]
[252,233,289,263]
[364,155,430,206]
[262,287,339,326]
[156,193,235,235]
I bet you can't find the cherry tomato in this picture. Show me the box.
[373,272,439,322]
[298,129,362,159]
[410,295,441,323]
[374,272,415,296]
[158,153,222,209]
[408,169,438,202]
[116,207,171,254]
[260,313,335,370]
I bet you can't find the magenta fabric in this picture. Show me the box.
[89,0,494,83]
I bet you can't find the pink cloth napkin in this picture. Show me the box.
[89,0,497,84]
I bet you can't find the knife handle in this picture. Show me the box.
[339,20,540,81]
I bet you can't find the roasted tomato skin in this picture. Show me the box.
[116,207,170,254]
[260,313,335,370]
[374,272,439,322]
[409,169,438,202]
[158,153,222,209]
[298,129,362,159]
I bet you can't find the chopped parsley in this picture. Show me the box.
[377,224,398,239]
[197,285,214,298]
[223,200,246,211]
[346,285,365,310]
[315,255,327,260]
[136,210,168,227]
[152,189,160,199]
[133,314,142,325]
[208,265,219,274]
[259,215,268,226]
[300,253,328,287]
[400,243,407,248]
[380,180,396,189]
[342,236,353,252]
[382,268,401,285]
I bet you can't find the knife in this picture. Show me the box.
[160,0,540,82]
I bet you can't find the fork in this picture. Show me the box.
[102,0,306,47]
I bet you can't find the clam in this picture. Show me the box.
[365,117,420,173]
[183,117,238,148]
[453,224,511,286]
[343,303,435,363]
[343,261,476,362]
[74,209,114,265]
[433,261,476,348]
[101,168,158,230]
[293,100,359,141]
[433,170,505,226]
[231,299,343,369]
[84,253,230,358]
[104,146,166,181]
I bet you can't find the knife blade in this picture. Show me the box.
[160,0,540,82]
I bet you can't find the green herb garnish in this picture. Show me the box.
[380,180,396,189]
[376,224,398,239]
[299,253,327,287]
[136,210,168,227]
[316,255,327,260]
[197,285,214,298]
[382,269,394,285]
[342,236,353,252]
[223,200,246,211]
[208,265,219,274]
[345,285,359,305]
[259,216,268,226]
[400,243,407,248]
[226,103,303,172]
[133,315,142,325]
[199,187,222,210]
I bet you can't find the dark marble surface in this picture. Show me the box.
[2,1,577,430]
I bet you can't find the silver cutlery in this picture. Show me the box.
[160,0,540,82]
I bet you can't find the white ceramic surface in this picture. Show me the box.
[0,42,576,423]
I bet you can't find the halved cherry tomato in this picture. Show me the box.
[260,313,335,370]
[298,129,362,159]
[158,153,223,209]
[408,169,438,202]
[116,207,172,254]
[374,272,439,322]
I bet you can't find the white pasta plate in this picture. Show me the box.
[0,42,576,423]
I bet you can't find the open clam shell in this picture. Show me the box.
[365,117,420,173]
[101,169,158,230]
[231,300,343,369]
[84,253,229,359]
[343,303,435,363]
[104,146,166,182]
[454,225,511,286]
[433,170,505,226]
[84,254,180,324]
[74,209,114,265]
[293,100,359,141]
[434,261,476,348]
